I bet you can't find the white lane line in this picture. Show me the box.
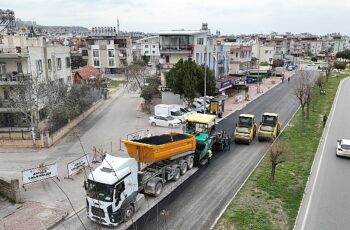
[210,101,301,230]
[299,77,349,230]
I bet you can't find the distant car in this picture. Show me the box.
[287,66,293,71]
[336,139,350,157]
[147,62,153,67]
[149,115,181,128]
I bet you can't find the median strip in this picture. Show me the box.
[214,74,349,230]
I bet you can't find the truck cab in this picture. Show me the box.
[85,155,140,226]
[257,112,281,142]
[234,114,257,144]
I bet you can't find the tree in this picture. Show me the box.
[294,71,314,127]
[269,140,289,185]
[140,77,160,112]
[125,64,148,92]
[272,59,284,68]
[165,59,216,106]
[260,61,269,66]
[333,61,346,70]
[311,56,318,62]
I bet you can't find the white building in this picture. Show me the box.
[159,23,228,81]
[252,43,275,64]
[137,36,160,62]
[227,42,252,74]
[0,33,72,128]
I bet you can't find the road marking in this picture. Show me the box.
[299,77,349,230]
[210,102,301,229]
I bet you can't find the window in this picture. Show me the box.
[93,49,99,57]
[197,38,204,45]
[196,53,199,63]
[265,50,269,54]
[36,60,43,73]
[165,55,170,63]
[67,75,72,83]
[47,59,52,71]
[17,62,22,73]
[109,59,115,66]
[152,45,155,48]
[236,52,238,58]
[108,49,115,57]
[82,50,88,56]
[57,58,62,70]
[145,50,149,54]
[145,45,149,48]
[65,57,71,68]
[93,59,100,66]
[152,50,155,54]
[0,63,6,74]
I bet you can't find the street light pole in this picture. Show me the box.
[257,38,261,93]
[204,44,207,114]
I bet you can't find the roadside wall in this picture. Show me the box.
[0,177,21,203]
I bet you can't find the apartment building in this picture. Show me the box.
[0,33,72,128]
[251,42,275,64]
[86,27,133,75]
[137,35,160,62]
[227,42,252,74]
[158,23,232,82]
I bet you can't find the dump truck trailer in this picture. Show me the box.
[85,133,201,227]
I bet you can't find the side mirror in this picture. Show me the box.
[83,181,87,191]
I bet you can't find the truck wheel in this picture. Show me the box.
[123,204,134,222]
[186,156,194,169]
[180,162,188,175]
[154,181,163,196]
[151,122,156,127]
[172,167,181,181]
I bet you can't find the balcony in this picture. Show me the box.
[0,99,20,112]
[159,45,193,54]
[0,47,29,59]
[0,73,30,86]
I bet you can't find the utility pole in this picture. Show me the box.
[257,38,261,93]
[204,45,207,98]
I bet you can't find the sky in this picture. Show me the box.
[1,0,349,35]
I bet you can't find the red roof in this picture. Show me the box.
[74,66,103,81]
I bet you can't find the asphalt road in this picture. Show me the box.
[53,70,319,230]
[295,77,350,230]
[130,73,322,230]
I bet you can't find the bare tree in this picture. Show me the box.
[294,71,314,127]
[9,73,46,146]
[125,64,148,93]
[269,140,289,185]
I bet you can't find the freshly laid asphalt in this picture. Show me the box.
[132,72,320,230]
[52,70,320,230]
[295,77,350,230]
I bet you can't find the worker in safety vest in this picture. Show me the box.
[208,149,213,164]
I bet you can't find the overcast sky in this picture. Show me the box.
[2,0,349,35]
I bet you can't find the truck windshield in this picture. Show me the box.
[171,110,182,116]
[87,180,114,202]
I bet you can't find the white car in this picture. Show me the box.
[336,139,350,157]
[149,115,181,128]
[287,66,293,71]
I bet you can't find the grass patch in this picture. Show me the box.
[111,80,125,88]
[215,74,349,230]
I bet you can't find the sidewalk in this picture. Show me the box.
[0,201,67,230]
[218,72,295,122]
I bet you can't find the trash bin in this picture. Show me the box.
[218,112,223,118]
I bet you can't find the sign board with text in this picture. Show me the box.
[67,155,89,177]
[22,163,58,185]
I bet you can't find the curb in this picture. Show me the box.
[210,80,301,230]
[294,76,350,230]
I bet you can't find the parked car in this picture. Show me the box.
[154,104,185,123]
[336,139,350,157]
[171,105,196,116]
[149,115,181,128]
[287,65,293,71]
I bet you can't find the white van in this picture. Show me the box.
[154,104,185,122]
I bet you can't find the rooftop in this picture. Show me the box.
[159,30,206,36]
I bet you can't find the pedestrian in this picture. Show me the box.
[323,114,328,127]
[281,77,284,84]
[288,77,290,83]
